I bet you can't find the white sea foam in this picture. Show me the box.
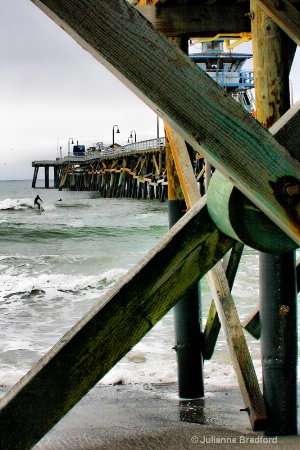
[0,197,34,210]
[0,181,297,396]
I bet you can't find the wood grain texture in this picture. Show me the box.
[203,242,244,359]
[251,0,295,127]
[256,0,300,45]
[165,132,184,201]
[135,4,251,37]
[165,123,201,208]
[0,198,234,449]
[207,264,267,431]
[30,0,300,246]
[270,99,300,161]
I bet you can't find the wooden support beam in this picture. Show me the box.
[30,0,300,246]
[0,198,234,449]
[255,0,300,45]
[243,306,261,340]
[31,166,39,188]
[270,99,300,161]
[203,242,244,359]
[165,123,200,209]
[165,131,184,201]
[152,154,160,175]
[135,4,251,37]
[251,1,296,127]
[207,264,268,431]
[164,119,261,426]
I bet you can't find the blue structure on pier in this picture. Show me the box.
[190,40,255,113]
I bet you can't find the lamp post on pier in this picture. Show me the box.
[130,130,136,144]
[112,125,120,148]
[68,138,74,157]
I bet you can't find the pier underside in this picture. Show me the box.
[3,0,300,447]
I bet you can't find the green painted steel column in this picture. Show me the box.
[169,200,204,399]
[260,252,297,435]
[166,36,204,399]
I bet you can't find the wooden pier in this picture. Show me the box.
[32,138,201,201]
[32,139,167,196]
[3,0,300,448]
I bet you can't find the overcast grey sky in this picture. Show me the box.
[1,0,299,180]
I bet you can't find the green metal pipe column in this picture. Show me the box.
[165,35,204,398]
[169,200,204,399]
[259,252,297,435]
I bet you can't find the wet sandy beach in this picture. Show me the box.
[34,383,299,449]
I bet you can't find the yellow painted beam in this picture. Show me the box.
[165,123,200,209]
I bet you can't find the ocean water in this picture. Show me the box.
[0,179,294,395]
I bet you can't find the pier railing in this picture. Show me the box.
[208,69,254,88]
[67,137,165,161]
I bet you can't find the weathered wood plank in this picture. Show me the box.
[207,264,268,431]
[135,4,251,37]
[203,299,220,360]
[251,0,296,127]
[165,123,201,209]
[165,132,184,201]
[255,0,300,45]
[30,0,300,245]
[270,99,300,161]
[242,306,261,340]
[223,242,245,291]
[0,198,234,450]
[203,242,244,359]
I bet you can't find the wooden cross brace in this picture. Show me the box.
[0,0,299,447]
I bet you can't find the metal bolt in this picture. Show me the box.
[240,407,250,413]
[279,305,290,316]
[286,185,300,196]
[245,11,254,20]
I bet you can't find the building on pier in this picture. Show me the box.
[190,37,255,112]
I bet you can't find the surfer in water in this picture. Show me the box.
[34,195,43,210]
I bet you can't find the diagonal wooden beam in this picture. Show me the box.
[255,0,300,45]
[164,123,200,209]
[203,241,244,359]
[30,0,300,246]
[270,98,300,161]
[0,198,234,449]
[207,264,267,431]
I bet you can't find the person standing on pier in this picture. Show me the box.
[34,195,43,210]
